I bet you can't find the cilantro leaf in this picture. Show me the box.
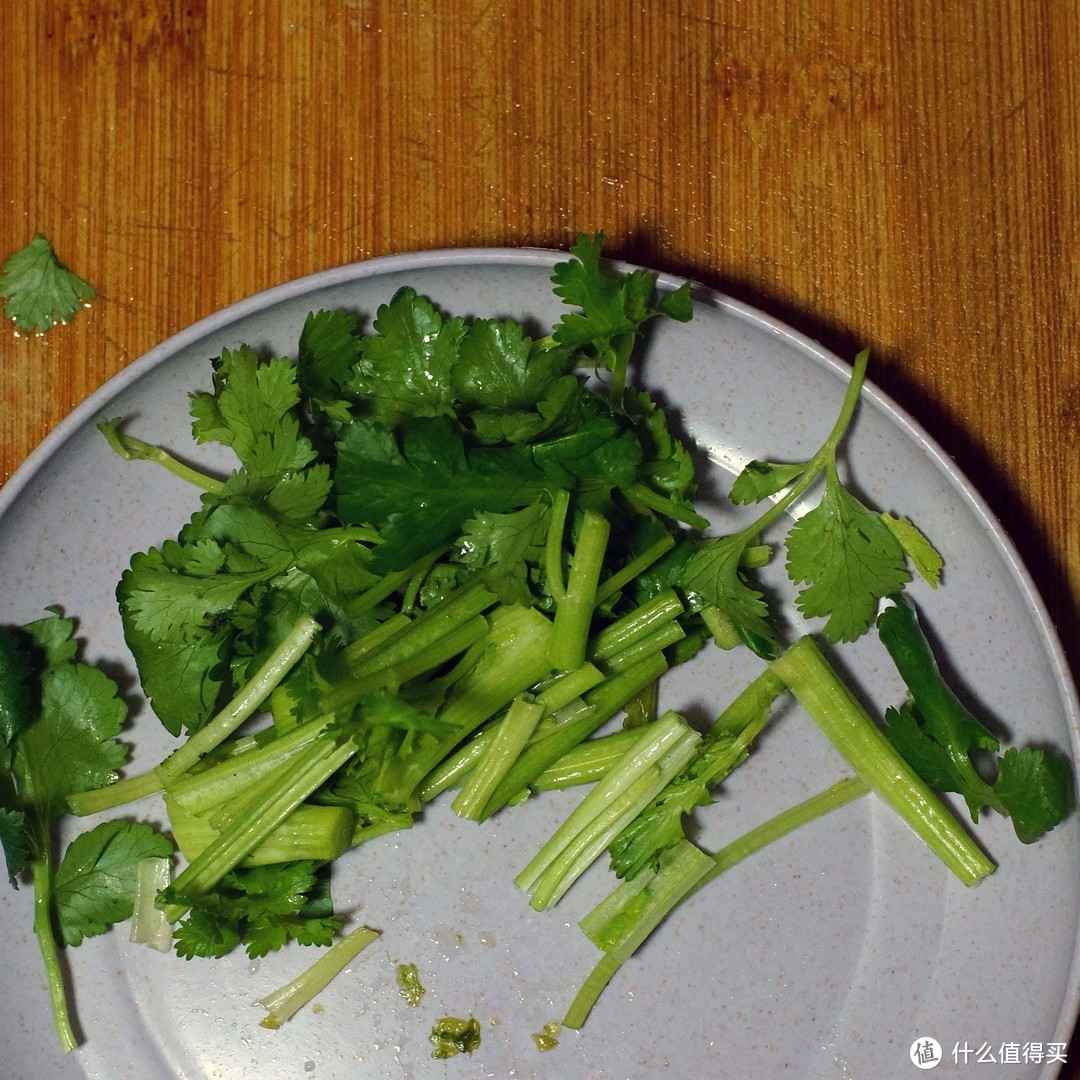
[0,808,28,886]
[881,512,943,588]
[348,287,464,425]
[16,612,129,814]
[551,232,692,357]
[681,534,778,657]
[297,308,364,425]
[729,460,807,505]
[335,417,547,572]
[173,861,340,960]
[0,235,96,334]
[785,469,911,642]
[53,820,172,946]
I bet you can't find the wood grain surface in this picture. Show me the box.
[2,0,1078,1074]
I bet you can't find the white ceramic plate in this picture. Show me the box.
[1,249,1078,1080]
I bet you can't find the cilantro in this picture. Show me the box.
[878,593,1073,843]
[0,235,96,334]
[172,861,340,960]
[336,416,548,572]
[53,819,172,946]
[0,610,165,1051]
[785,465,910,642]
[683,347,924,650]
[551,231,692,400]
[429,1015,482,1059]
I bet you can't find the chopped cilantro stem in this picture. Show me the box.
[476,651,670,821]
[528,729,646,791]
[516,710,700,909]
[162,735,358,921]
[421,664,605,802]
[550,508,612,671]
[563,776,868,1030]
[67,615,321,816]
[589,588,685,663]
[165,714,336,816]
[624,481,710,530]
[258,923,380,1028]
[154,614,320,785]
[128,856,173,953]
[169,798,355,866]
[452,695,546,820]
[595,534,676,605]
[97,419,226,494]
[769,636,995,885]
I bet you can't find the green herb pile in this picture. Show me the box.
[0,234,1072,1054]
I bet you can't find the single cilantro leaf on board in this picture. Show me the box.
[785,469,911,643]
[0,235,96,334]
[53,819,173,946]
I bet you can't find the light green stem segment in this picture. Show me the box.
[31,850,77,1053]
[258,924,381,1028]
[67,615,321,816]
[562,776,869,1030]
[516,710,700,910]
[769,636,995,886]
[162,734,357,921]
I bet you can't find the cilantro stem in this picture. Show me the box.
[258,924,380,1028]
[563,777,868,1030]
[517,711,700,910]
[30,847,78,1053]
[733,346,871,546]
[595,534,676,605]
[97,419,225,494]
[769,636,995,885]
[162,734,358,921]
[550,508,611,671]
[68,616,320,816]
[589,588,684,664]
[476,651,669,821]
[157,615,321,785]
[452,696,546,821]
[624,482,710,530]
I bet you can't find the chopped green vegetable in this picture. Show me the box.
[396,962,426,1006]
[257,923,380,1027]
[429,1015,482,1058]
[878,592,1072,843]
[0,235,96,334]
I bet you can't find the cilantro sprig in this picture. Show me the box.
[0,612,169,1051]
[681,348,939,654]
[878,592,1073,843]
